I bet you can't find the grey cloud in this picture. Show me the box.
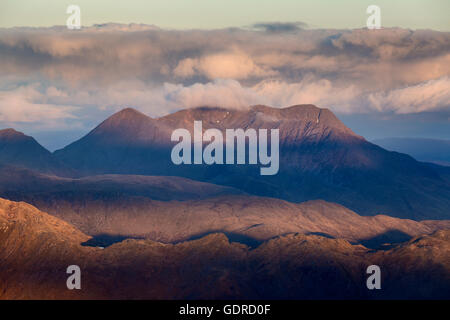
[329,28,450,60]
[250,22,308,33]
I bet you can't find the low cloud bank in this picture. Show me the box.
[0,24,449,130]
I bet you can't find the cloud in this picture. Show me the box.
[252,77,360,113]
[368,76,450,114]
[0,85,78,128]
[329,29,450,60]
[163,79,261,110]
[0,23,449,131]
[2,25,447,88]
[173,49,275,79]
[250,22,308,33]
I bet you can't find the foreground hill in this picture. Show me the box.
[1,198,449,299]
[52,105,450,220]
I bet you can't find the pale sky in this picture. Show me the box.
[1,0,449,31]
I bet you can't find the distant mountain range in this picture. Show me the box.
[1,198,449,299]
[1,105,450,220]
[373,137,450,166]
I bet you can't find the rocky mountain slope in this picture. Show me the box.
[1,198,449,299]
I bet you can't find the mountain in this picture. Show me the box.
[53,108,173,174]
[53,105,359,174]
[0,128,72,176]
[54,105,450,220]
[0,166,448,249]
[373,137,450,166]
[1,197,449,299]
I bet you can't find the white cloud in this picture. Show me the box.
[0,86,78,127]
[368,77,450,114]
[174,50,275,80]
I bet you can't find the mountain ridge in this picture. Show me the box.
[1,197,449,299]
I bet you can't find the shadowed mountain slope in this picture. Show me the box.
[0,129,72,176]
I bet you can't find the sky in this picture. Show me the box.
[0,1,449,151]
[1,0,450,31]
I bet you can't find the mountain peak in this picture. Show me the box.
[0,128,22,134]
[0,128,27,141]
[93,107,153,133]
[110,107,150,120]
[56,107,165,155]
